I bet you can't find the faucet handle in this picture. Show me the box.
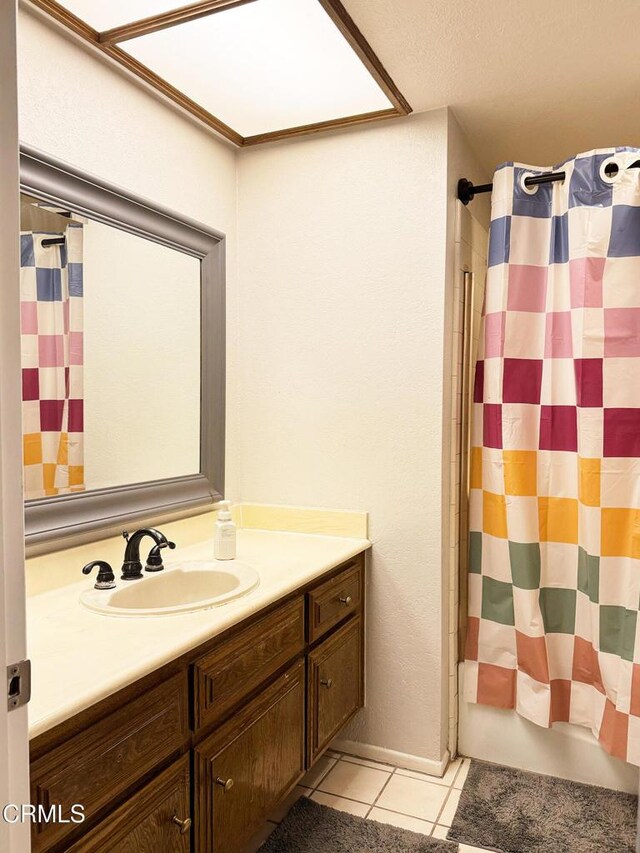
[145,540,176,572]
[82,560,116,590]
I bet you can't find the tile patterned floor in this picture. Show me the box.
[245,750,491,852]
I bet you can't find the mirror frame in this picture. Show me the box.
[20,145,225,551]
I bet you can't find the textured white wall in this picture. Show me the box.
[236,111,451,762]
[17,8,240,495]
[18,7,491,765]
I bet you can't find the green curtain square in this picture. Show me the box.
[577,547,599,603]
[481,576,515,626]
[469,532,482,574]
[509,541,540,590]
[539,587,576,634]
[600,606,638,662]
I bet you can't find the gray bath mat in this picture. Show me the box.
[261,796,458,852]
[447,760,637,853]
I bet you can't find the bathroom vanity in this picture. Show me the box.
[28,549,365,852]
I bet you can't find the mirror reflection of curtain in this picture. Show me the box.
[20,224,84,499]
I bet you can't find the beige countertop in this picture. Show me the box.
[27,527,369,740]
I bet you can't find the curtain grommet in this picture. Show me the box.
[599,156,621,184]
[519,172,540,195]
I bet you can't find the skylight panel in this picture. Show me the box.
[120,0,394,137]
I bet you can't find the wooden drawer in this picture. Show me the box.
[308,558,362,642]
[66,755,191,852]
[193,596,305,731]
[30,673,188,852]
[307,616,363,764]
[195,660,305,853]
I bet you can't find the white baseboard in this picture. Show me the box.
[331,738,450,778]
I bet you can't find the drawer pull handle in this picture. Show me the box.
[215,776,234,792]
[339,595,353,606]
[320,678,334,688]
[172,816,192,835]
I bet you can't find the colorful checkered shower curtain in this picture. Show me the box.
[20,225,84,498]
[464,148,640,765]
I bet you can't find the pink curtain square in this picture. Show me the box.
[516,631,550,684]
[22,368,39,402]
[572,636,605,693]
[21,302,37,334]
[631,665,640,716]
[38,335,65,367]
[545,312,573,357]
[474,360,485,403]
[69,331,83,366]
[484,312,505,358]
[604,308,640,356]
[507,265,548,313]
[604,409,640,457]
[477,663,516,709]
[483,403,503,448]
[570,257,605,308]
[574,359,603,407]
[549,679,572,723]
[68,399,83,432]
[539,405,578,451]
[503,358,543,404]
[39,399,64,432]
[599,699,629,761]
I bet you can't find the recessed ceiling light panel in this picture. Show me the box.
[120,0,394,137]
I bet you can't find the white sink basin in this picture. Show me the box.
[80,560,260,617]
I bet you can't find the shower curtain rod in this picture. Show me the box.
[457,159,640,205]
[457,172,563,205]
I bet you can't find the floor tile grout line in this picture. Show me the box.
[362,766,398,820]
[306,756,340,794]
[449,755,469,788]
[306,754,465,830]
[433,784,459,830]
[315,757,395,809]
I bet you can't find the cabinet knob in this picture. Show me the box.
[171,816,192,835]
[339,595,352,606]
[320,678,334,688]
[215,776,234,792]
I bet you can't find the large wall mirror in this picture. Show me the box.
[20,146,225,550]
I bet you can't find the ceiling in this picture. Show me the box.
[30,0,409,145]
[344,0,640,174]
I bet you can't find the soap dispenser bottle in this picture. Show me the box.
[214,500,236,560]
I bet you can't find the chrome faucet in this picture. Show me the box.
[120,527,176,581]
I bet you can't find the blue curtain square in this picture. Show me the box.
[36,267,62,302]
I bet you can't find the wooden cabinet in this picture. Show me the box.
[307,617,363,764]
[308,559,362,642]
[66,756,191,852]
[193,596,305,731]
[195,660,305,853]
[30,553,365,853]
[30,673,188,852]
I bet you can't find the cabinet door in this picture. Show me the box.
[31,673,188,852]
[308,617,363,765]
[193,596,305,732]
[65,755,191,852]
[307,559,363,642]
[195,660,305,853]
